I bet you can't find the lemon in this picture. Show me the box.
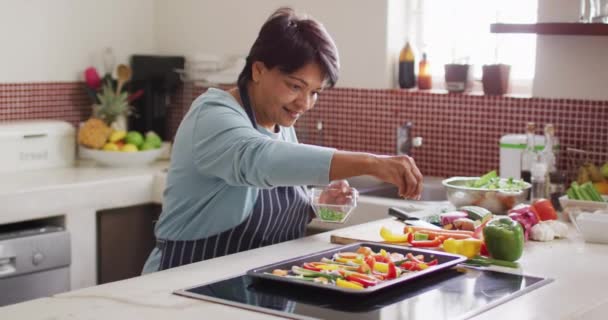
[109,130,127,143]
[121,143,139,152]
[102,143,120,152]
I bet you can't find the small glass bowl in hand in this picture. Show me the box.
[310,186,358,224]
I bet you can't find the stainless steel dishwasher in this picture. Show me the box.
[0,225,70,306]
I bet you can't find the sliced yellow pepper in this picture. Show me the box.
[373,261,388,273]
[317,264,340,271]
[380,227,410,242]
[442,238,482,259]
[336,278,364,290]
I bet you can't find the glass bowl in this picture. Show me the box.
[442,177,531,214]
[310,186,358,223]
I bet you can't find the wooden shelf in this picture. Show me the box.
[491,23,608,36]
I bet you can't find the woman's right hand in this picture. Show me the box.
[370,155,423,200]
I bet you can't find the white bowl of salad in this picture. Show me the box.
[442,171,531,214]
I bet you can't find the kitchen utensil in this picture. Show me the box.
[84,67,101,90]
[246,242,466,295]
[127,89,144,103]
[115,64,132,95]
[388,207,442,229]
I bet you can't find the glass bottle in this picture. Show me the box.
[398,42,416,89]
[530,159,548,203]
[418,53,432,90]
[520,122,537,184]
[540,124,566,210]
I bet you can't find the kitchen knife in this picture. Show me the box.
[388,207,442,230]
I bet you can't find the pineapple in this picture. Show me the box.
[78,118,112,149]
[92,81,133,125]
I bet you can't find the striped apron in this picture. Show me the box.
[156,85,314,271]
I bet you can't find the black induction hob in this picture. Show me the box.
[175,267,552,320]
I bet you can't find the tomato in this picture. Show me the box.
[532,199,558,221]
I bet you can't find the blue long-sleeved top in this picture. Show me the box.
[142,88,335,273]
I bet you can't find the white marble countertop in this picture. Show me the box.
[0,160,169,224]
[1,215,607,319]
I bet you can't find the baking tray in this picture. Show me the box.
[246,242,467,295]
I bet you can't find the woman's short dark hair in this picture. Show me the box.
[237,7,339,88]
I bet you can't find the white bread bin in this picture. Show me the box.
[0,120,75,172]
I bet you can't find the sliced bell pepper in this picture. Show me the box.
[386,262,398,279]
[406,253,425,264]
[409,237,443,247]
[336,278,364,290]
[380,227,410,242]
[372,254,390,263]
[414,232,429,241]
[365,255,376,269]
[373,261,389,273]
[302,262,322,272]
[346,275,377,287]
[337,252,360,259]
[442,238,482,258]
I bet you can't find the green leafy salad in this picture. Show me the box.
[465,170,528,191]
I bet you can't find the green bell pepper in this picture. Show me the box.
[482,217,524,262]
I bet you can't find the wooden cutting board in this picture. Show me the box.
[330,218,409,245]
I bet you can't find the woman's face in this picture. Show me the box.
[251,61,325,129]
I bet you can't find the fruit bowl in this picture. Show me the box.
[79,146,162,167]
[442,177,531,214]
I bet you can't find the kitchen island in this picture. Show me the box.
[0,214,607,319]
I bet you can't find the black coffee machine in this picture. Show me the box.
[129,55,185,140]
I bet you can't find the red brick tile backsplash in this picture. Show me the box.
[1,82,606,179]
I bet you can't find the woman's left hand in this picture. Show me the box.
[318,180,357,205]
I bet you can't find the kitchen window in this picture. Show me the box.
[403,0,538,94]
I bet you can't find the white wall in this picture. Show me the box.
[533,0,608,100]
[0,0,156,82]
[154,0,391,89]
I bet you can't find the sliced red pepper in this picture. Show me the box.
[372,254,390,263]
[480,242,489,256]
[365,255,376,269]
[427,259,438,266]
[406,253,425,264]
[409,238,443,248]
[407,232,414,244]
[346,275,377,287]
[386,262,398,279]
[302,262,322,272]
[401,261,420,271]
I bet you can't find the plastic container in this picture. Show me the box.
[559,195,608,212]
[568,209,608,244]
[310,186,358,223]
[442,177,531,214]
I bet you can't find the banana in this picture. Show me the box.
[585,162,605,183]
[577,165,591,185]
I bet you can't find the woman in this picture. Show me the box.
[142,7,422,274]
